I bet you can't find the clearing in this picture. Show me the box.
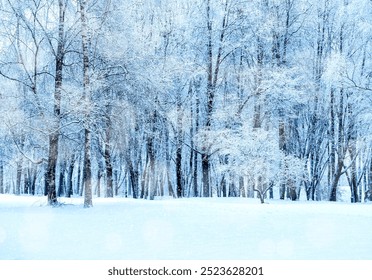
[0,195,371,260]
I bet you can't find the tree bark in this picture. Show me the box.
[201,0,228,198]
[30,166,37,195]
[46,0,66,206]
[202,153,210,197]
[368,158,372,201]
[165,127,176,198]
[96,169,102,197]
[329,87,336,194]
[104,117,114,198]
[279,109,287,200]
[83,128,93,207]
[80,0,93,207]
[65,155,75,198]
[176,91,183,198]
[127,160,139,199]
[193,94,200,197]
[57,161,66,197]
[347,99,358,202]
[15,159,22,195]
[148,113,157,200]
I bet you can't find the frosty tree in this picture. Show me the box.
[0,0,370,204]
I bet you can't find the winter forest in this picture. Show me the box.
[0,0,371,208]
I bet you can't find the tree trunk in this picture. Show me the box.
[148,119,156,200]
[228,174,237,197]
[165,128,176,198]
[76,158,82,196]
[46,0,66,206]
[279,110,286,200]
[347,100,358,202]
[221,174,227,197]
[83,129,93,207]
[193,92,200,197]
[123,122,140,199]
[128,163,139,199]
[104,119,114,198]
[80,0,93,208]
[46,135,58,203]
[15,159,22,195]
[329,159,343,201]
[330,86,346,201]
[96,169,102,197]
[140,156,148,199]
[176,92,183,198]
[30,167,36,195]
[368,158,372,201]
[176,145,182,198]
[288,178,297,201]
[23,168,29,194]
[254,177,265,204]
[202,153,210,197]
[57,161,66,197]
[201,0,213,197]
[200,0,227,198]
[66,155,75,198]
[329,87,336,193]
[239,176,245,197]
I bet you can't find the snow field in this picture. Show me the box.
[0,195,371,260]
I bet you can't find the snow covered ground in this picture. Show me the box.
[0,195,371,260]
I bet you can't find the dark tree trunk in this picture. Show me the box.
[193,93,200,197]
[104,121,113,198]
[254,177,265,204]
[329,88,336,193]
[176,93,183,198]
[347,101,358,203]
[368,159,372,201]
[228,174,237,197]
[114,170,119,196]
[30,167,36,195]
[239,176,245,197]
[159,173,164,197]
[46,0,65,206]
[16,160,22,196]
[128,166,139,199]
[221,174,227,197]
[44,170,48,196]
[200,0,227,198]
[176,147,182,198]
[76,158,82,196]
[66,156,74,198]
[288,179,297,201]
[165,128,175,198]
[279,110,286,200]
[148,120,156,200]
[330,161,343,201]
[140,155,148,199]
[192,150,198,197]
[46,135,58,203]
[57,161,66,197]
[202,153,210,197]
[23,169,29,194]
[125,141,139,199]
[96,169,102,197]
